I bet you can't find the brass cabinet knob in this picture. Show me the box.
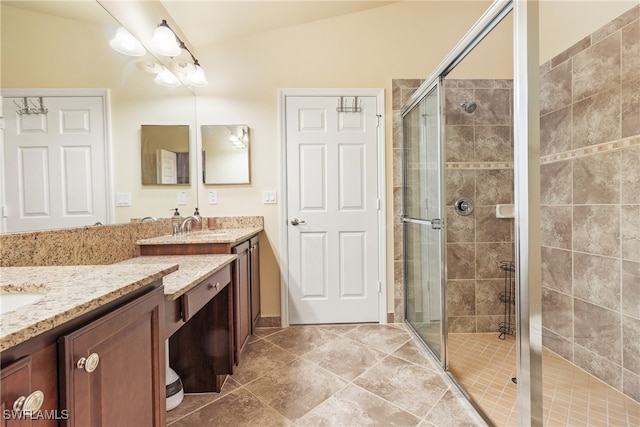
[77,352,100,373]
[13,390,44,413]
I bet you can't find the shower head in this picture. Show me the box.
[460,102,477,114]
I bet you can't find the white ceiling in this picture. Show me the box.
[160,1,399,48]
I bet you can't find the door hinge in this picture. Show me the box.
[376,114,382,127]
[1,206,7,218]
[378,281,382,293]
[0,117,4,130]
[376,198,381,210]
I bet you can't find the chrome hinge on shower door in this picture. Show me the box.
[430,219,442,230]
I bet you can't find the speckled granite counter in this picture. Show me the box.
[136,227,262,246]
[116,254,237,300]
[0,263,178,352]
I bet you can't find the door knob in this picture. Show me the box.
[290,218,307,226]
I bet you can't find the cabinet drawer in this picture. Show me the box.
[182,266,231,322]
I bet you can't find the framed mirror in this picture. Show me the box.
[141,125,190,185]
[201,125,250,184]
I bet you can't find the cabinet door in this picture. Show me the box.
[1,346,58,427]
[59,287,165,427]
[250,236,261,332]
[232,241,251,364]
[1,357,32,427]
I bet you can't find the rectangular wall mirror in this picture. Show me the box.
[141,125,190,185]
[202,125,250,184]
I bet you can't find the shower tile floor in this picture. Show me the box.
[166,324,487,426]
[447,333,640,427]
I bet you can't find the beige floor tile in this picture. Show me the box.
[354,355,449,417]
[295,384,421,427]
[168,388,292,427]
[245,358,348,421]
[301,333,386,381]
[344,324,413,354]
[232,338,298,385]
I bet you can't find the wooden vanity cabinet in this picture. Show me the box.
[139,233,261,366]
[167,265,233,393]
[232,241,251,364]
[249,236,260,332]
[58,286,165,427]
[0,345,58,427]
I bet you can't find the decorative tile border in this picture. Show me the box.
[541,135,640,164]
[446,162,514,170]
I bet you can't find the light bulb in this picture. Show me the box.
[185,65,208,87]
[109,27,145,56]
[154,67,181,87]
[149,21,181,57]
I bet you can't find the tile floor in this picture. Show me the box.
[447,333,640,427]
[166,324,486,426]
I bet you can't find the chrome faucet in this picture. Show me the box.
[141,216,157,222]
[180,216,201,234]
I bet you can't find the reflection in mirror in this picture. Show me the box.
[0,1,198,232]
[141,125,190,185]
[202,125,250,184]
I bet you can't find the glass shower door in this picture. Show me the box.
[402,83,444,360]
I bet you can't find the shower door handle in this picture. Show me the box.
[401,217,442,230]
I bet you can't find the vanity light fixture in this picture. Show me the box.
[109,19,208,88]
[150,19,209,87]
[109,27,146,56]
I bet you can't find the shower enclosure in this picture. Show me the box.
[400,1,640,426]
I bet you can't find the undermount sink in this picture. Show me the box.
[0,287,48,315]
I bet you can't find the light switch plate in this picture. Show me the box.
[263,190,277,204]
[115,192,131,207]
[208,191,218,204]
[177,191,187,205]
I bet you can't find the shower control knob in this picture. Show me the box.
[454,197,474,216]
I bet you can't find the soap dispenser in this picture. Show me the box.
[192,207,202,231]
[171,208,182,235]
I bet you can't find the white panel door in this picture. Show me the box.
[286,96,380,324]
[2,96,108,232]
[156,149,178,184]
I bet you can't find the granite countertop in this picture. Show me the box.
[116,254,237,300]
[0,263,178,352]
[136,227,262,246]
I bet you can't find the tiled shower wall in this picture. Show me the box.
[539,5,640,402]
[391,78,515,332]
[443,79,515,333]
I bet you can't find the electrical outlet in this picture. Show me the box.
[208,191,218,204]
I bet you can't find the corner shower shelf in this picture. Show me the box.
[498,260,515,340]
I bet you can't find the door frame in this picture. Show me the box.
[278,88,386,327]
[0,88,113,232]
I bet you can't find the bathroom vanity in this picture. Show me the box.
[118,254,238,393]
[137,227,262,366]
[0,264,177,426]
